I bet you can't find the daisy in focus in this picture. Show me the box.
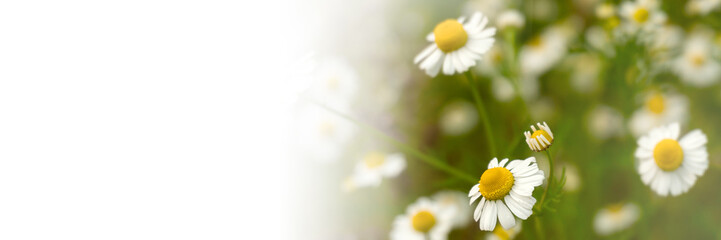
[635,123,708,196]
[469,157,545,231]
[390,197,453,240]
[486,221,522,240]
[524,122,554,152]
[673,29,721,87]
[414,12,496,77]
[629,91,688,137]
[432,191,472,229]
[593,203,640,236]
[350,152,406,188]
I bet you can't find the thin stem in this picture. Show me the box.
[309,98,478,184]
[463,71,497,157]
[534,216,545,240]
[537,150,555,211]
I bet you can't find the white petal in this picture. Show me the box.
[504,195,532,219]
[414,44,436,64]
[480,200,498,231]
[496,201,516,229]
[488,158,499,168]
[469,184,480,197]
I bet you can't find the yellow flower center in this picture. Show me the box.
[433,19,468,53]
[529,36,544,49]
[607,203,624,213]
[653,139,684,171]
[478,167,515,200]
[492,224,513,240]
[645,93,665,114]
[411,211,436,233]
[531,130,553,144]
[632,8,649,23]
[326,76,339,90]
[363,152,385,168]
[604,17,620,29]
[689,53,706,67]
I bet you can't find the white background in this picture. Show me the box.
[0,0,297,239]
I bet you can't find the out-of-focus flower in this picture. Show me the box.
[568,53,602,93]
[648,25,684,65]
[439,100,478,136]
[673,29,721,87]
[686,0,721,16]
[560,163,581,192]
[525,0,557,21]
[593,203,640,236]
[478,43,505,77]
[350,152,406,188]
[492,77,516,102]
[307,57,360,111]
[635,123,708,196]
[464,0,507,21]
[520,27,568,77]
[469,157,545,231]
[415,12,496,77]
[595,3,616,19]
[390,197,453,240]
[629,91,688,137]
[587,105,625,140]
[433,191,472,229]
[619,0,666,33]
[586,26,615,56]
[496,10,525,30]
[486,220,522,240]
[524,122,554,152]
[295,103,357,163]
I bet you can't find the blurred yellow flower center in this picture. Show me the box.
[632,8,649,23]
[645,94,665,114]
[689,54,706,67]
[411,211,436,233]
[605,17,620,29]
[479,167,514,200]
[433,19,468,53]
[653,139,683,171]
[529,36,544,48]
[319,121,335,137]
[607,203,624,213]
[363,152,385,168]
[326,76,339,90]
[493,224,512,240]
[531,130,553,143]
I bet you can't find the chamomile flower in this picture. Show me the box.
[635,123,708,196]
[433,191,472,228]
[486,221,522,240]
[469,157,545,231]
[496,10,525,30]
[673,30,721,87]
[440,100,479,136]
[491,77,516,102]
[390,197,453,240]
[619,0,666,33]
[414,12,496,77]
[520,27,568,77]
[307,57,359,110]
[569,53,602,93]
[295,103,357,163]
[524,122,554,152]
[686,0,721,16]
[629,91,688,137]
[351,152,406,188]
[587,105,625,140]
[595,3,616,19]
[593,203,640,236]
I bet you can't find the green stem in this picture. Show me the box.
[534,216,545,240]
[309,98,478,184]
[537,150,555,211]
[463,71,497,157]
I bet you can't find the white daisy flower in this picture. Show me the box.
[586,26,615,56]
[477,43,504,78]
[414,12,496,77]
[433,191,472,229]
[619,0,666,33]
[568,53,602,93]
[587,105,625,141]
[593,203,640,236]
[686,0,721,16]
[351,152,406,188]
[595,3,616,19]
[439,100,479,136]
[629,91,688,137]
[491,77,516,102]
[635,123,708,196]
[390,197,453,240]
[486,220,522,240]
[673,30,721,87]
[524,122,554,152]
[520,27,568,77]
[469,157,545,231]
[307,57,360,110]
[294,103,357,163]
[496,10,525,30]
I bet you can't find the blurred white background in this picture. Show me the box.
[0,0,302,238]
